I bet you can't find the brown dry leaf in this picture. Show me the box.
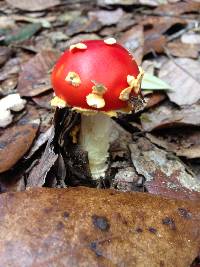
[32,91,53,109]
[141,16,186,54]
[145,92,166,109]
[27,125,57,187]
[0,47,11,66]
[129,137,200,201]
[0,106,40,173]
[17,50,60,97]
[65,16,102,37]
[118,25,144,65]
[88,8,124,26]
[144,31,166,54]
[146,129,200,159]
[159,58,200,106]
[166,41,199,59]
[141,15,186,35]
[0,187,200,266]
[0,57,21,82]
[140,102,200,131]
[6,0,60,11]
[153,1,200,15]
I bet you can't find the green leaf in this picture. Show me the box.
[141,72,173,91]
[1,23,42,45]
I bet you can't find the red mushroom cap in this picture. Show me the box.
[51,39,143,112]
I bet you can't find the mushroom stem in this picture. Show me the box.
[79,113,111,180]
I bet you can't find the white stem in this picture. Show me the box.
[79,113,111,180]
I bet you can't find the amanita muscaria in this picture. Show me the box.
[51,38,144,180]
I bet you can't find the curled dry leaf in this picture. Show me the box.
[0,187,199,267]
[159,58,200,106]
[129,137,200,201]
[141,16,186,54]
[145,92,166,109]
[146,129,200,159]
[166,41,199,59]
[118,25,144,65]
[6,0,60,11]
[0,106,40,173]
[140,102,200,131]
[17,50,60,97]
[153,1,200,16]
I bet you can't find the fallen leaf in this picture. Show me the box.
[65,16,101,37]
[0,57,21,82]
[88,8,124,26]
[142,72,172,90]
[17,50,60,97]
[25,126,53,159]
[140,101,200,131]
[0,106,40,173]
[153,1,200,15]
[181,32,200,45]
[145,92,166,109]
[141,16,186,54]
[98,0,137,5]
[146,129,200,159]
[27,125,57,187]
[159,58,200,105]
[118,25,144,64]
[0,23,42,45]
[144,30,166,54]
[32,91,53,109]
[166,41,199,59]
[0,187,199,266]
[0,75,18,95]
[6,0,60,11]
[0,46,11,66]
[116,13,136,32]
[129,137,200,200]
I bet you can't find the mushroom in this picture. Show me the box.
[51,39,144,180]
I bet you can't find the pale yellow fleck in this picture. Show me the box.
[102,110,117,117]
[65,71,81,87]
[127,75,135,88]
[69,42,87,52]
[86,93,105,109]
[104,38,117,45]
[70,125,80,144]
[50,96,67,108]
[126,67,144,94]
[134,67,144,94]
[119,87,132,101]
[72,106,98,115]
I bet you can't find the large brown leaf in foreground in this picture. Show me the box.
[0,187,199,267]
